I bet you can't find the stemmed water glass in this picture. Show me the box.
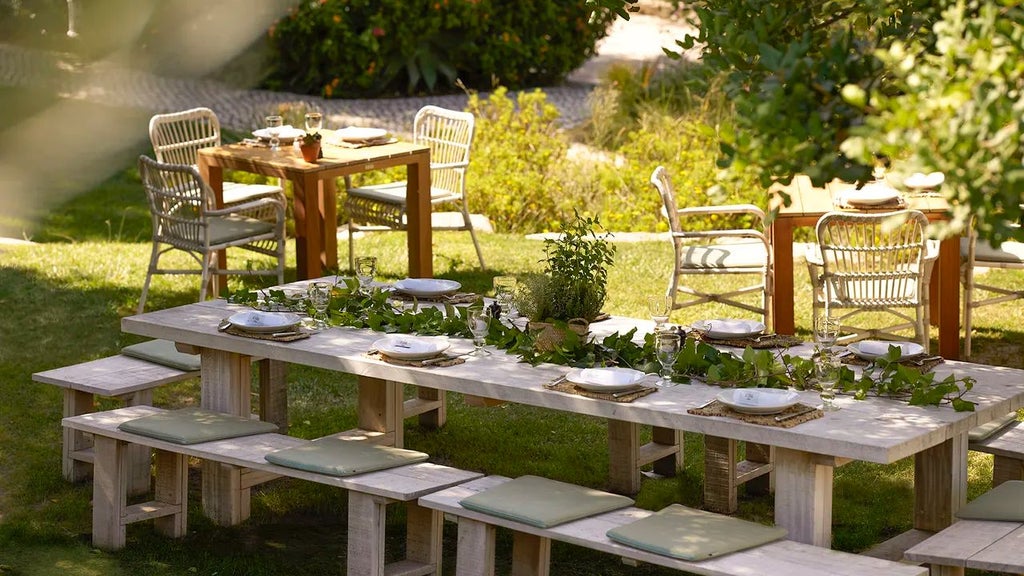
[654,332,681,387]
[813,314,840,357]
[355,256,377,292]
[492,276,517,319]
[467,308,491,356]
[265,115,283,152]
[815,354,841,411]
[307,281,332,330]
[647,294,671,332]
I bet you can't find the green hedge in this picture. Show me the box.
[265,0,614,97]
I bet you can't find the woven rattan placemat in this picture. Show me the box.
[365,350,466,368]
[841,354,944,372]
[547,379,658,403]
[223,325,311,342]
[696,334,804,349]
[688,400,822,428]
[390,292,480,305]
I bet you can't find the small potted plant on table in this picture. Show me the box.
[299,131,322,163]
[514,212,616,350]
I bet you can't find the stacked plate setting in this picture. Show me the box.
[691,319,766,340]
[565,367,646,392]
[333,126,392,146]
[252,126,305,145]
[373,335,450,361]
[227,311,302,333]
[391,278,462,298]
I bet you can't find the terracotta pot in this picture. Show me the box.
[299,141,320,163]
[528,319,590,351]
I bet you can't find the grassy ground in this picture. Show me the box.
[3,101,1024,575]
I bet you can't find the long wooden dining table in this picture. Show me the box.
[770,176,959,359]
[122,287,1024,550]
[197,131,432,279]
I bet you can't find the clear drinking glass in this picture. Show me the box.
[307,281,332,329]
[655,332,681,387]
[467,308,491,356]
[492,276,517,318]
[304,112,323,133]
[265,115,283,151]
[815,354,841,411]
[354,256,377,292]
[648,294,672,332]
[813,314,840,355]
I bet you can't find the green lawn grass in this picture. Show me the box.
[3,116,1024,576]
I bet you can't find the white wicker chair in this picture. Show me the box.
[806,210,938,346]
[149,107,284,207]
[961,215,1024,358]
[344,105,484,270]
[650,166,772,325]
[137,155,286,314]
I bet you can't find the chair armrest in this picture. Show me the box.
[207,197,285,221]
[430,161,468,171]
[678,204,766,221]
[672,229,770,243]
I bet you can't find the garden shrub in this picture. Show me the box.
[265,0,614,98]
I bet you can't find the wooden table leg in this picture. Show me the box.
[357,376,403,448]
[405,155,433,278]
[321,175,338,273]
[770,219,796,336]
[935,236,961,360]
[293,172,323,279]
[199,348,252,526]
[773,447,834,547]
[914,435,967,532]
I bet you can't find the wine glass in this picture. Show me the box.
[467,308,491,356]
[492,276,517,318]
[815,354,841,411]
[307,281,332,329]
[265,115,283,152]
[647,294,671,332]
[304,112,323,133]
[654,332,681,387]
[813,314,840,356]
[354,256,377,292]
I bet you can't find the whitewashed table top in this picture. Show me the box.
[123,293,1024,465]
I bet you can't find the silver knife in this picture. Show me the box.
[775,405,821,422]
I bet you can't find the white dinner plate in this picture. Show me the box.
[566,367,646,392]
[692,319,766,340]
[716,388,800,415]
[842,185,901,206]
[373,335,450,360]
[252,126,305,143]
[903,172,945,190]
[393,278,462,298]
[227,311,301,333]
[847,340,925,361]
[335,126,389,143]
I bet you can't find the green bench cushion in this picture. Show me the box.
[956,480,1024,521]
[264,437,429,477]
[459,475,634,529]
[117,407,278,445]
[607,504,788,561]
[969,412,1019,443]
[121,339,201,372]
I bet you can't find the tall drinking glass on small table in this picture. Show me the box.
[265,115,283,152]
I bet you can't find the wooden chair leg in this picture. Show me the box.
[347,492,388,575]
[456,517,497,576]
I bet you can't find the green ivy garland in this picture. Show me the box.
[229,280,976,412]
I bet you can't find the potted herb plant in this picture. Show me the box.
[514,212,616,349]
[299,131,322,163]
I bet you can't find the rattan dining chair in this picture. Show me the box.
[343,105,484,270]
[805,210,938,346]
[149,107,285,207]
[650,166,773,325]
[961,214,1024,358]
[137,155,286,314]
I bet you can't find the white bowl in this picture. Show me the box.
[847,340,925,360]
[373,335,450,360]
[227,311,301,333]
[716,388,800,415]
[692,319,766,340]
[566,367,646,392]
[393,278,462,298]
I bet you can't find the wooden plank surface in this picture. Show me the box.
[33,354,197,395]
[904,519,1023,571]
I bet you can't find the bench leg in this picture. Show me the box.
[258,359,289,433]
[347,492,388,576]
[124,390,154,497]
[992,455,1024,487]
[406,501,443,574]
[511,531,551,576]
[92,435,127,550]
[202,461,248,526]
[456,517,496,576]
[152,449,188,538]
[62,389,94,483]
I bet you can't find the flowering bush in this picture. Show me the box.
[265,0,614,97]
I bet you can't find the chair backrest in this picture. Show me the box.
[651,166,682,235]
[413,105,475,198]
[149,107,222,167]
[139,155,212,249]
[815,210,930,306]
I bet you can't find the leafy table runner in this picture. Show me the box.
[223,325,311,342]
[365,350,466,368]
[695,334,803,349]
[547,379,657,403]
[687,400,822,428]
[389,291,480,305]
[840,354,944,372]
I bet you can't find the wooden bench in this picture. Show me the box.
[63,405,482,576]
[904,519,1024,576]
[968,418,1024,487]
[418,475,928,576]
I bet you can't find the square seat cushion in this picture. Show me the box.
[956,480,1024,521]
[459,475,634,529]
[121,339,201,372]
[969,412,1019,443]
[117,407,278,445]
[607,504,788,561]
[264,437,428,477]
